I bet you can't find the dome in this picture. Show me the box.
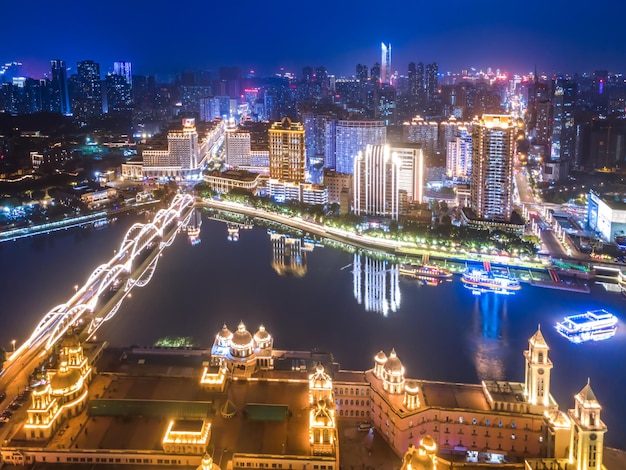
[61,330,80,348]
[50,368,82,391]
[405,380,419,395]
[254,325,271,343]
[384,348,404,375]
[232,322,253,347]
[375,351,388,364]
[217,324,233,340]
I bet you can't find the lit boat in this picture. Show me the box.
[555,309,618,344]
[399,263,453,279]
[461,268,521,294]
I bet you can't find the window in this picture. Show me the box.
[459,417,463,424]
[472,418,477,425]
[486,419,490,426]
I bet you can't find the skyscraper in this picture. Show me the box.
[113,61,132,88]
[425,62,439,115]
[334,120,386,174]
[381,43,391,85]
[470,115,516,221]
[269,117,306,182]
[72,60,102,121]
[354,144,401,220]
[550,78,577,163]
[50,60,70,115]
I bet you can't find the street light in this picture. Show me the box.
[11,339,16,353]
[74,284,79,293]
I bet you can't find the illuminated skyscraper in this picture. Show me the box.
[381,43,391,85]
[550,78,576,163]
[391,144,424,203]
[446,126,472,180]
[113,61,132,88]
[470,115,516,221]
[72,60,102,121]
[50,60,70,115]
[269,117,306,182]
[403,116,438,158]
[335,120,386,174]
[354,144,401,220]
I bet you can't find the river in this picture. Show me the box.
[1,209,625,447]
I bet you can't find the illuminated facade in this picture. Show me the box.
[392,144,424,203]
[225,128,252,167]
[24,331,92,440]
[209,322,274,377]
[381,43,391,85]
[354,144,401,220]
[335,120,386,174]
[470,114,516,222]
[446,126,472,180]
[403,117,438,158]
[269,117,306,182]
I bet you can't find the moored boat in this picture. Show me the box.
[399,263,453,279]
[461,268,521,294]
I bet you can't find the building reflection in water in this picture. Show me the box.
[353,253,400,316]
[470,293,509,381]
[183,208,202,246]
[270,232,308,277]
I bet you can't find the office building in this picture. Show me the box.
[113,61,132,87]
[50,60,70,115]
[199,96,221,122]
[323,169,352,205]
[354,144,402,220]
[269,117,306,182]
[548,78,576,180]
[390,144,424,203]
[71,60,102,121]
[403,117,438,158]
[446,126,472,180]
[104,73,132,112]
[470,115,516,221]
[334,120,386,174]
[381,43,391,85]
[302,112,336,167]
[225,128,252,168]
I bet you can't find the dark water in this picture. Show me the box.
[1,212,625,448]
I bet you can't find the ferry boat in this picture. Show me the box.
[461,268,521,294]
[555,309,618,344]
[399,263,453,279]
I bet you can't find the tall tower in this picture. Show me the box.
[50,60,70,115]
[269,117,306,182]
[113,61,133,88]
[568,380,607,470]
[470,114,516,221]
[550,78,577,177]
[73,60,102,120]
[381,43,391,85]
[523,326,553,408]
[354,144,401,220]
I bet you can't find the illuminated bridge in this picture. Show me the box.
[10,194,194,358]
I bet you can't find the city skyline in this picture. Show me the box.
[3,0,626,78]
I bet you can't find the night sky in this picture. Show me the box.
[4,0,626,78]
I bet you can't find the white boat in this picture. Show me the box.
[461,268,521,294]
[555,309,618,344]
[399,263,453,279]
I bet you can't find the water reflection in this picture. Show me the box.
[270,232,307,277]
[470,293,509,381]
[352,253,400,316]
[183,209,203,245]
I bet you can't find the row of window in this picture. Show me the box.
[40,456,183,465]
[338,410,369,417]
[336,399,369,407]
[334,387,369,396]
[237,463,333,470]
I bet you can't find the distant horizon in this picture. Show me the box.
[2,0,625,81]
[1,56,623,82]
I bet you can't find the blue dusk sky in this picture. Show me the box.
[3,0,626,78]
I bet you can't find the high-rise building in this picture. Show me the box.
[104,73,132,112]
[470,114,516,221]
[225,128,252,168]
[71,60,102,121]
[425,62,439,114]
[269,117,306,182]
[446,126,472,180]
[50,60,70,115]
[334,120,386,174]
[381,43,391,85]
[403,116,438,158]
[550,78,577,163]
[356,64,368,83]
[354,144,401,220]
[370,63,381,84]
[389,144,424,203]
[302,112,336,167]
[113,61,132,88]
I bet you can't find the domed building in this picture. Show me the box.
[208,322,274,378]
[381,348,405,394]
[23,330,92,441]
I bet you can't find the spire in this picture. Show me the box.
[577,379,599,403]
[530,326,548,348]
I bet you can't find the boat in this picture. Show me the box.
[555,309,618,344]
[461,268,521,294]
[399,263,453,279]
